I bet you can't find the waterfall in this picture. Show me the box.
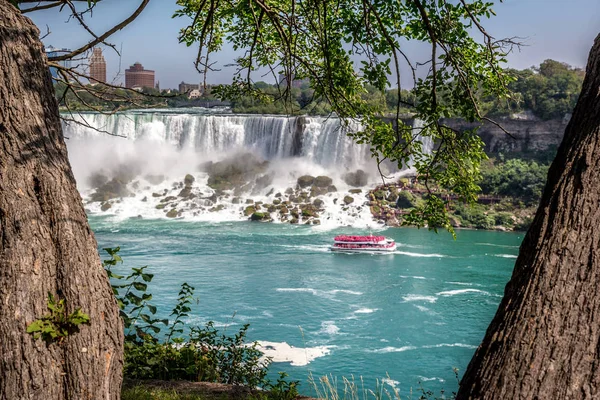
[64,109,430,227]
[64,111,371,169]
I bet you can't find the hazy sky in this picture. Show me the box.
[29,0,600,89]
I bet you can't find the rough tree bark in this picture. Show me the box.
[458,34,600,399]
[0,2,123,399]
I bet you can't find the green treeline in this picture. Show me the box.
[54,59,583,120]
[229,59,584,119]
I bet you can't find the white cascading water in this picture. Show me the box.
[64,109,431,227]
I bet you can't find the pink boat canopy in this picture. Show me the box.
[334,235,386,242]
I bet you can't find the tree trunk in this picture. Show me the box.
[0,2,123,399]
[458,34,600,399]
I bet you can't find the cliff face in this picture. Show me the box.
[441,118,568,154]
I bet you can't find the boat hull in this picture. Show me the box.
[330,244,397,253]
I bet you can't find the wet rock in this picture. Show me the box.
[297,175,315,188]
[275,192,282,198]
[314,176,333,188]
[273,199,281,205]
[343,169,368,187]
[166,209,178,218]
[161,196,177,203]
[266,188,275,197]
[101,202,112,212]
[90,178,132,202]
[244,206,256,216]
[156,204,166,210]
[178,186,193,198]
[313,198,324,208]
[343,195,355,205]
[184,174,195,186]
[289,217,299,224]
[327,185,337,193]
[313,219,321,225]
[285,187,294,195]
[280,206,289,214]
[141,196,148,202]
[310,186,329,197]
[209,205,225,212]
[349,188,362,194]
[232,197,242,204]
[267,205,277,213]
[250,212,271,222]
[245,199,254,204]
[152,192,163,198]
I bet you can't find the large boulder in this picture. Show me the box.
[343,169,369,187]
[314,175,333,188]
[250,212,271,222]
[166,209,179,218]
[184,174,195,185]
[343,195,355,205]
[297,175,315,188]
[90,178,132,202]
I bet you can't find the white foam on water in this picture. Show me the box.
[399,275,428,280]
[422,343,477,349]
[436,289,492,297]
[402,294,437,303]
[382,378,400,388]
[418,376,445,383]
[494,254,518,259]
[414,305,433,314]
[319,321,341,335]
[331,289,363,295]
[395,251,447,258]
[256,341,332,366]
[445,281,474,286]
[371,346,417,354]
[276,288,362,302]
[354,308,378,314]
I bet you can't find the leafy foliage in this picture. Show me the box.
[484,60,584,120]
[174,0,518,234]
[26,293,90,344]
[480,159,549,205]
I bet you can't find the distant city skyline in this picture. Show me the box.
[31,0,600,89]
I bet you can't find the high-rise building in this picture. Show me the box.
[125,62,155,89]
[45,45,71,79]
[89,48,106,84]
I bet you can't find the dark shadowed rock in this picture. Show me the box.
[184,174,195,185]
[166,209,178,218]
[314,176,333,188]
[297,175,315,188]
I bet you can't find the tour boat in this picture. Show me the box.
[331,234,397,253]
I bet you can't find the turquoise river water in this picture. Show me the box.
[91,216,522,397]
